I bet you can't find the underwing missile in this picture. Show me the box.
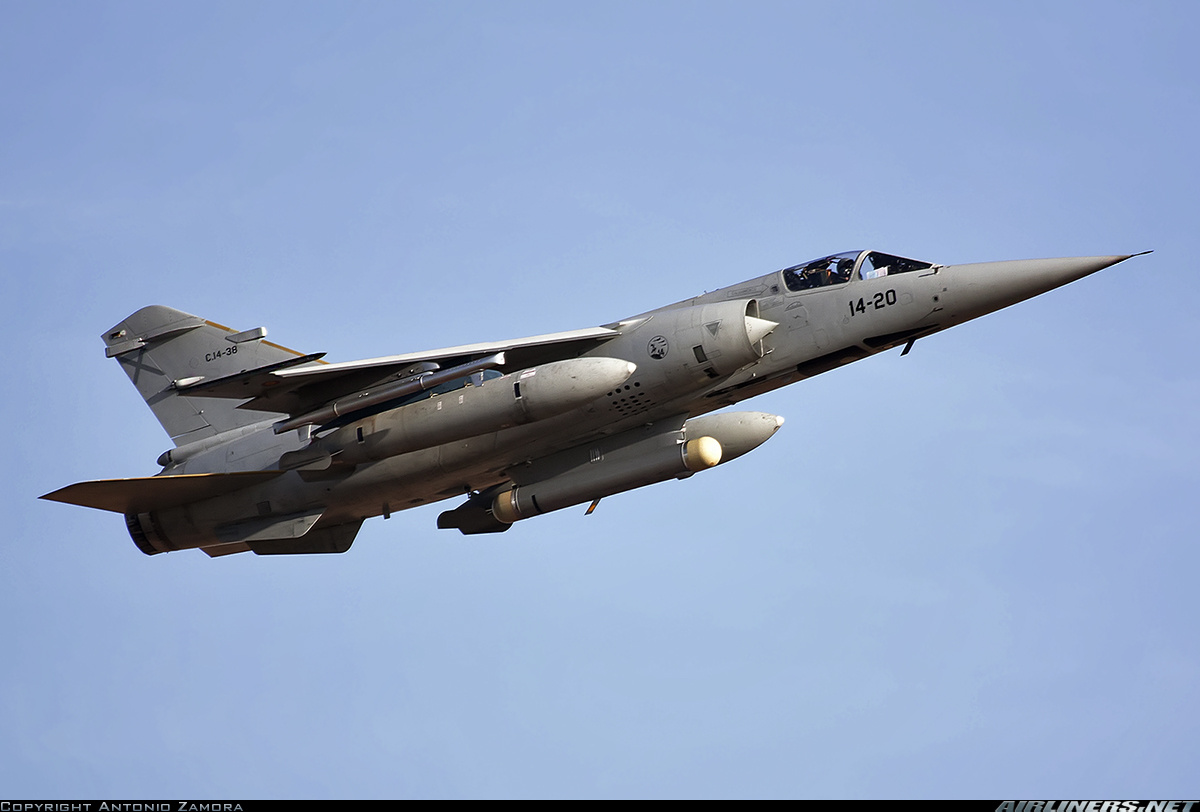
[273,353,505,434]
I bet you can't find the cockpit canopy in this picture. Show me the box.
[781,250,934,292]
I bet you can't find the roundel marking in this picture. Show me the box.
[647,335,669,360]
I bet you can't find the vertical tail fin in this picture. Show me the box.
[103,305,317,445]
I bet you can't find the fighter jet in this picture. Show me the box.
[41,250,1147,557]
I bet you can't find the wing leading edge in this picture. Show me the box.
[177,325,622,417]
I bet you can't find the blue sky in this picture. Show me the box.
[3,0,1197,799]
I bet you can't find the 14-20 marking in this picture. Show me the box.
[848,288,897,317]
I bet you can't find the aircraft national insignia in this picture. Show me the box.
[647,335,669,359]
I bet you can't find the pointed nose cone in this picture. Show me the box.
[940,253,1145,323]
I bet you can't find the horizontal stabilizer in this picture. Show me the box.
[40,471,282,514]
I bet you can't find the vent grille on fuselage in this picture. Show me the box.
[607,381,653,417]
